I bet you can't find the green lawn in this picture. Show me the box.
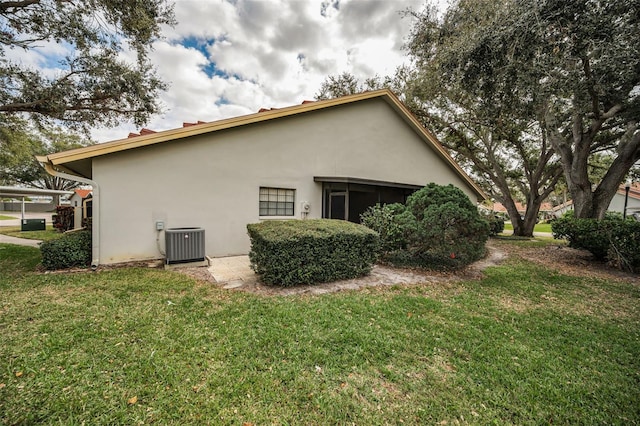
[0,225,62,241]
[504,222,553,233]
[0,242,638,424]
[0,214,17,220]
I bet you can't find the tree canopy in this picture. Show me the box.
[401,0,568,235]
[0,0,175,131]
[412,0,640,219]
[0,117,93,194]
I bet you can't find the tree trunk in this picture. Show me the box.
[503,196,525,236]
[548,104,640,220]
[566,129,640,219]
[592,128,640,218]
[570,186,594,218]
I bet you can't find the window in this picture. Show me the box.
[259,187,295,216]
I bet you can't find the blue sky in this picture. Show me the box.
[13,0,443,142]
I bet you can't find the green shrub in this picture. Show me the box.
[480,210,505,236]
[360,203,406,252]
[247,219,379,287]
[552,214,640,272]
[607,221,640,272]
[552,216,608,260]
[360,183,490,270]
[552,214,610,260]
[40,230,91,270]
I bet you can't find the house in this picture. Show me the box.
[491,202,525,218]
[608,183,640,217]
[68,188,93,229]
[552,200,574,218]
[551,183,640,218]
[69,188,92,209]
[37,89,486,266]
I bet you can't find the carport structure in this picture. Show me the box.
[0,186,72,221]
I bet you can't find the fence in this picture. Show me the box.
[1,201,56,212]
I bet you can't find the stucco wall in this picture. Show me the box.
[93,98,479,263]
[608,192,640,214]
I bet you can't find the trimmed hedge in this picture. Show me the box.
[40,230,91,270]
[552,214,640,272]
[247,219,379,286]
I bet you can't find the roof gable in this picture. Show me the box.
[617,183,640,201]
[73,189,92,199]
[40,89,486,200]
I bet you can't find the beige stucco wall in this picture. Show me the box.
[93,98,479,263]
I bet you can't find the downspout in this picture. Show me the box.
[40,160,101,269]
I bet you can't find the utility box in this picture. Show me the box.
[165,227,205,265]
[21,218,46,231]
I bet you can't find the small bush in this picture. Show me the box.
[360,183,490,270]
[607,221,640,272]
[552,214,640,272]
[480,211,505,236]
[360,203,406,252]
[551,212,620,260]
[40,230,91,270]
[552,215,610,259]
[52,205,74,232]
[247,219,379,287]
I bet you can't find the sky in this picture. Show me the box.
[81,0,438,143]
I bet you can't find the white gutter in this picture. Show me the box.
[40,162,101,269]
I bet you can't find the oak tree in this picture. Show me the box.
[404,0,565,236]
[0,118,93,202]
[410,0,640,219]
[0,0,175,131]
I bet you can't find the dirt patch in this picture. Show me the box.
[178,242,509,296]
[180,237,639,297]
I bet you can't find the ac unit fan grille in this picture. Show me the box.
[165,228,205,264]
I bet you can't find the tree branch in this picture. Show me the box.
[0,0,41,12]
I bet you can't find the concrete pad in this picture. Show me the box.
[208,255,257,284]
[164,259,210,270]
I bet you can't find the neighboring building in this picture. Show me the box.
[68,188,92,208]
[608,183,640,217]
[68,188,93,229]
[487,201,553,221]
[551,183,640,218]
[552,200,574,218]
[38,89,486,265]
[491,201,525,218]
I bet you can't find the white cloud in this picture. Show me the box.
[87,0,442,142]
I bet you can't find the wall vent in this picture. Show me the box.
[165,227,205,264]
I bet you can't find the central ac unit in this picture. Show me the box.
[165,227,205,264]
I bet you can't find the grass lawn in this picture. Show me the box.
[1,241,638,424]
[504,222,553,233]
[0,225,62,241]
[0,214,17,220]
